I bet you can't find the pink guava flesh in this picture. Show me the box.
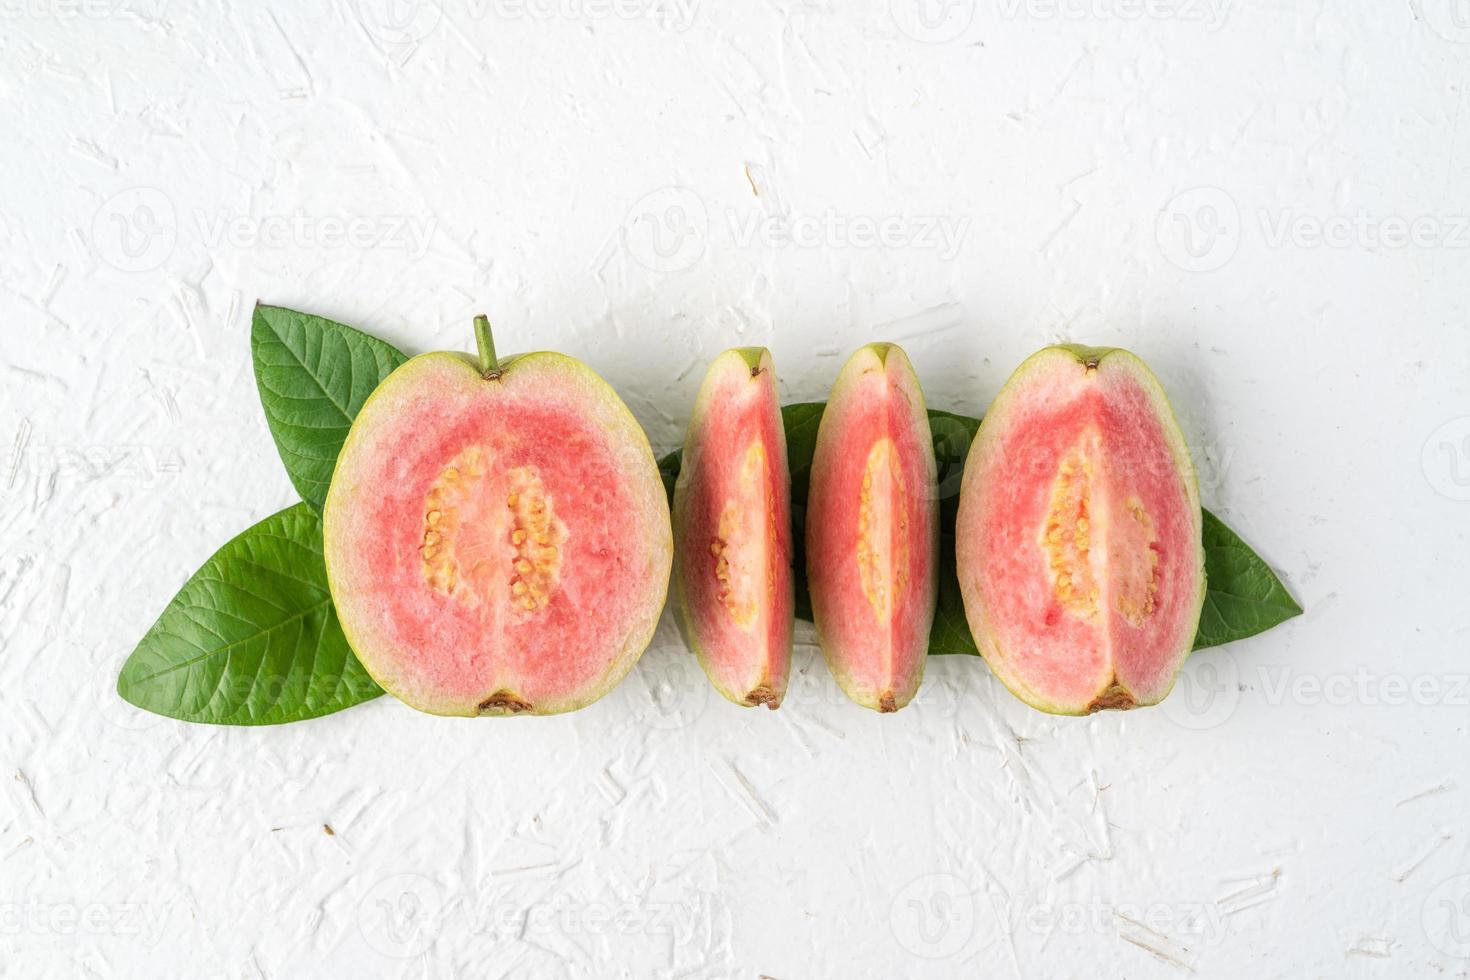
[324,351,671,716]
[673,349,793,708]
[806,344,938,712]
[955,346,1205,714]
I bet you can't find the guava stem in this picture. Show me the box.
[473,314,500,378]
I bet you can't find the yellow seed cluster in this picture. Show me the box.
[1042,453,1099,618]
[418,448,566,613]
[1114,495,1161,628]
[709,442,771,630]
[856,439,907,623]
[505,466,566,613]
[420,447,489,595]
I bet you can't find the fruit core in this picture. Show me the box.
[419,444,567,615]
[710,441,773,630]
[1039,427,1160,630]
[856,437,908,624]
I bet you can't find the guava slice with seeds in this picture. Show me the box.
[672,348,793,709]
[323,317,672,716]
[955,345,1206,715]
[805,343,939,712]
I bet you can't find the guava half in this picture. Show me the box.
[323,317,672,716]
[806,344,939,712]
[955,345,1206,715]
[672,348,793,708]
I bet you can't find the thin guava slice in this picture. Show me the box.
[672,348,794,709]
[955,345,1206,715]
[323,317,672,716]
[806,343,939,712]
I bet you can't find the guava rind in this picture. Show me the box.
[955,345,1206,715]
[323,346,672,717]
[806,343,939,712]
[672,348,794,708]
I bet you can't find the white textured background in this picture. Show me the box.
[3,1,1469,977]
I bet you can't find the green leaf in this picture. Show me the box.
[117,504,384,725]
[251,305,408,513]
[926,409,984,654]
[659,402,1301,656]
[780,403,825,621]
[1192,509,1303,650]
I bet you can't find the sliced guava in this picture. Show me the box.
[323,317,672,716]
[955,345,1206,715]
[672,348,793,708]
[805,344,939,712]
